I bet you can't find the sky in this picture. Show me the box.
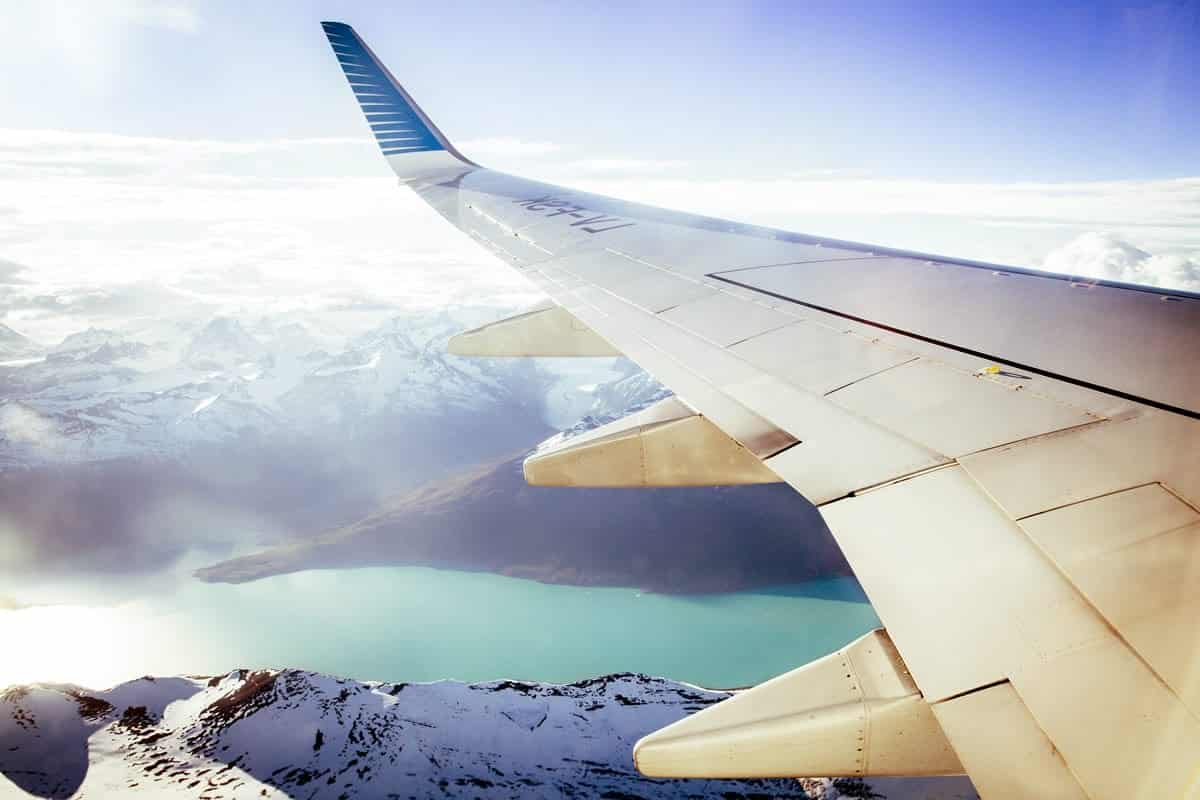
[4,0,1199,180]
[0,0,1197,344]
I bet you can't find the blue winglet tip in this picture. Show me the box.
[320,20,356,40]
[319,19,448,157]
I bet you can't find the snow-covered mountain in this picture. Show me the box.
[276,312,546,431]
[50,328,153,364]
[183,318,267,372]
[0,308,642,470]
[0,323,41,361]
[536,361,674,453]
[0,669,976,800]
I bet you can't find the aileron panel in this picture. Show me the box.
[827,358,1101,457]
[729,322,917,396]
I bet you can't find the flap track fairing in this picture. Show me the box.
[634,629,963,779]
[448,301,620,357]
[524,396,786,487]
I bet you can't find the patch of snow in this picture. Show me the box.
[191,395,220,415]
[309,350,382,377]
[0,357,45,368]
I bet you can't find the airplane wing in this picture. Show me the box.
[321,21,1200,799]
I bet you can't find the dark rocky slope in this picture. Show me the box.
[197,452,850,593]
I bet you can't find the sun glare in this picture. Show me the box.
[0,604,151,690]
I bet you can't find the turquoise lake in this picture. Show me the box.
[1,567,880,690]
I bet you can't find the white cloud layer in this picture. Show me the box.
[459,137,563,157]
[0,404,67,456]
[0,127,1196,343]
[568,158,689,173]
[1042,232,1200,292]
[564,175,1200,237]
[0,129,541,343]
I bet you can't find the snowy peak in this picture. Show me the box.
[53,327,121,354]
[0,323,32,346]
[50,328,151,365]
[0,307,660,468]
[0,669,924,800]
[348,317,422,358]
[308,349,382,378]
[46,328,154,369]
[249,321,333,365]
[541,363,673,448]
[0,323,40,360]
[282,311,553,425]
[185,317,265,371]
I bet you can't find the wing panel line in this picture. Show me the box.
[709,272,1200,421]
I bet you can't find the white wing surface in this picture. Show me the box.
[322,22,1200,799]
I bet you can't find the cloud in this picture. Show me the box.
[0,128,542,342]
[1042,232,1200,292]
[549,173,1200,267]
[0,404,67,457]
[783,168,875,179]
[458,137,563,158]
[1,126,1197,345]
[0,457,271,579]
[568,175,1200,233]
[0,129,366,179]
[0,259,30,285]
[568,158,689,173]
[0,282,210,333]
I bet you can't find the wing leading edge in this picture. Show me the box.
[320,22,1200,799]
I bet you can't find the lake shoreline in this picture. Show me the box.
[194,552,861,598]
[193,452,853,595]
[0,566,881,691]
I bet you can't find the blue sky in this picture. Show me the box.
[4,0,1198,181]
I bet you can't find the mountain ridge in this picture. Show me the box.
[0,668,977,800]
[0,322,41,360]
[0,308,558,468]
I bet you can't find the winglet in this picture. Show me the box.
[320,21,476,180]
